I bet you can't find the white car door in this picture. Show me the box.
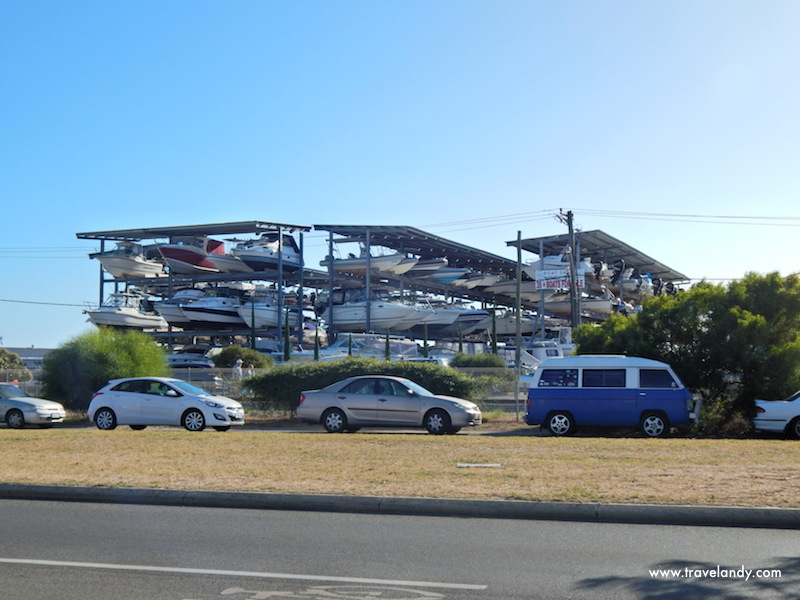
[139,380,183,425]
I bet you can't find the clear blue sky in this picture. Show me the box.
[2,1,799,348]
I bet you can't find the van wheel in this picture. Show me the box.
[640,412,669,437]
[547,412,574,436]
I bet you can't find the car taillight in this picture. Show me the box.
[299,393,305,404]
[91,392,104,400]
[755,406,766,413]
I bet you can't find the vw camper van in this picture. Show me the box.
[526,355,698,437]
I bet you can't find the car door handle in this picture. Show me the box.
[378,398,387,402]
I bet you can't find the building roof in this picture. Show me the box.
[508,229,689,282]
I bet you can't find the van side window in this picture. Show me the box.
[640,369,678,388]
[538,369,578,387]
[582,369,626,388]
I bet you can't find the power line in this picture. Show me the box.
[0,298,88,308]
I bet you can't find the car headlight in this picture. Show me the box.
[204,400,224,409]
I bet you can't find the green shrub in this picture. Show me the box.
[213,346,273,368]
[450,352,507,368]
[41,328,168,410]
[245,357,477,415]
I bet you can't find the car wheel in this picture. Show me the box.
[640,412,669,437]
[182,409,206,432]
[547,411,574,436]
[129,425,147,431]
[6,409,25,429]
[213,426,231,432]
[446,427,462,435]
[322,408,347,433]
[787,417,800,440]
[424,409,451,435]
[94,408,117,430]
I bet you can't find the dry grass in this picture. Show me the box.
[2,423,799,508]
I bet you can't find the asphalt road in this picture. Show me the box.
[1,499,798,600]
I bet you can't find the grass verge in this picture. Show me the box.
[1,425,798,508]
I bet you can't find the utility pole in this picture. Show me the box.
[557,210,581,328]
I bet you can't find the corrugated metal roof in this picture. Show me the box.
[76,220,311,241]
[508,229,689,282]
[314,224,519,277]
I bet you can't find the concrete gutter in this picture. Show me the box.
[0,483,797,530]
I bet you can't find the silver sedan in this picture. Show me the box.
[0,383,66,429]
[297,375,482,434]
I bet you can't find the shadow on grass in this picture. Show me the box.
[577,556,799,599]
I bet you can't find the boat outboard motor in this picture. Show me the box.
[652,278,663,296]
[610,259,626,285]
[665,282,676,295]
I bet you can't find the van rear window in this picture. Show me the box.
[582,369,626,388]
[640,369,678,388]
[538,369,578,387]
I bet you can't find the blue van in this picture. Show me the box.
[526,355,699,437]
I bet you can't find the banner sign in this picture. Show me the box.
[535,269,584,290]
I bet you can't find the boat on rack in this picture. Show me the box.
[84,292,167,329]
[90,242,165,279]
[180,287,251,327]
[237,289,302,329]
[404,257,448,278]
[233,232,302,273]
[320,246,405,275]
[316,288,421,332]
[158,237,224,274]
[153,288,206,327]
[206,252,255,274]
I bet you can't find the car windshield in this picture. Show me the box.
[404,380,434,397]
[786,390,800,402]
[169,380,212,396]
[0,384,29,399]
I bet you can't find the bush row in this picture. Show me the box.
[245,357,477,414]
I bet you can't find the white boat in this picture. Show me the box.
[237,290,302,329]
[90,242,165,279]
[405,258,448,278]
[385,256,419,275]
[180,288,249,327]
[420,267,471,284]
[84,293,167,329]
[158,237,224,274]
[320,247,405,275]
[317,288,421,332]
[153,288,206,326]
[544,292,615,317]
[313,333,420,361]
[234,232,302,273]
[479,310,539,336]
[206,253,254,274]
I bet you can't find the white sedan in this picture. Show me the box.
[0,383,66,429]
[298,375,482,434]
[88,377,244,431]
[754,390,800,439]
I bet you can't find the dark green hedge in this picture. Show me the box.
[244,357,476,414]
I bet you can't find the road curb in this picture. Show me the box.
[0,483,797,529]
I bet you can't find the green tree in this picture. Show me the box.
[0,348,32,382]
[574,273,800,430]
[41,328,169,410]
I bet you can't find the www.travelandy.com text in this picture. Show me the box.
[649,565,782,582]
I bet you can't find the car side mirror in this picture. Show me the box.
[166,389,179,397]
[407,389,416,397]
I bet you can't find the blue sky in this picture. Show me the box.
[2,0,799,348]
